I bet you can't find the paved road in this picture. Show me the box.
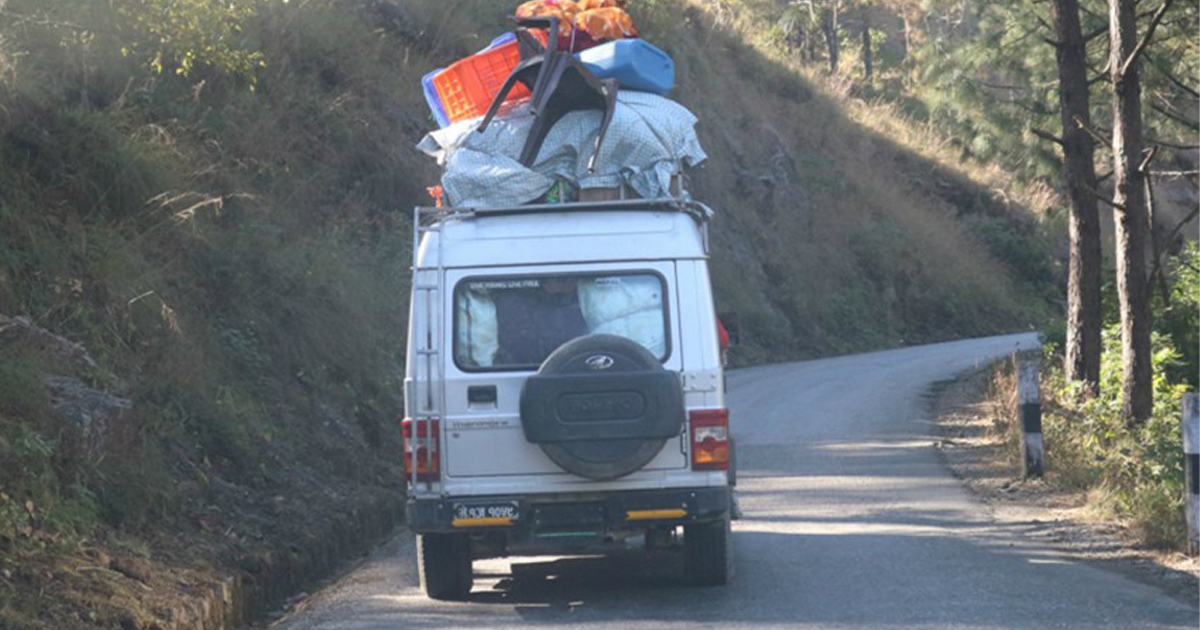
[271,333,1198,630]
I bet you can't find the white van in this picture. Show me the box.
[403,197,733,599]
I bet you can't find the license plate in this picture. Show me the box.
[452,501,520,523]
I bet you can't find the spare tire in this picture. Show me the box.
[520,334,684,480]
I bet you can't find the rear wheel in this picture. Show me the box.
[417,533,472,600]
[684,515,731,586]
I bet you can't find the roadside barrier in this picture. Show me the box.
[1017,358,1044,478]
[1183,393,1198,555]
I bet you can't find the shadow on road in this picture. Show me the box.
[364,523,1195,630]
[469,550,688,607]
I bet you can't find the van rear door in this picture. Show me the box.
[440,261,687,482]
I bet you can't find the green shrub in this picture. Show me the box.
[1041,325,1190,549]
[0,424,101,551]
[1155,240,1199,389]
[965,215,1054,291]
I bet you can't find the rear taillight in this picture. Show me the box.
[402,418,440,481]
[689,408,729,471]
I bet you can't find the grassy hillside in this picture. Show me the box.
[0,0,1052,626]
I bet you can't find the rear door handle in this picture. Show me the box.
[468,385,497,405]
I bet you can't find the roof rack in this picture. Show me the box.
[416,196,712,222]
[411,197,714,263]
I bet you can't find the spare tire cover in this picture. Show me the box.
[520,334,685,480]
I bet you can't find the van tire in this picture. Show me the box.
[417,533,472,600]
[684,515,731,586]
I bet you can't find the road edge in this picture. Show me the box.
[928,359,1200,609]
[174,495,403,630]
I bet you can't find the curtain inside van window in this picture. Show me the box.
[453,273,667,371]
[576,275,666,357]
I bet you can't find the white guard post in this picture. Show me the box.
[1017,358,1044,478]
[1183,393,1199,555]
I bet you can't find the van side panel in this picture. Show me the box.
[676,260,724,410]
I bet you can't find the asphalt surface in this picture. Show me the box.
[270,332,1199,630]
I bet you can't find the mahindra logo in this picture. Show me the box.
[584,354,615,370]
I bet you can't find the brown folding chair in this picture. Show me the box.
[477,17,618,172]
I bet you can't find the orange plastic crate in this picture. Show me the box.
[432,32,547,125]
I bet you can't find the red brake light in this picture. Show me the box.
[402,418,440,481]
[689,408,729,471]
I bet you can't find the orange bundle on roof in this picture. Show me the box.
[515,0,579,37]
[575,6,637,41]
[514,0,636,50]
[576,0,624,9]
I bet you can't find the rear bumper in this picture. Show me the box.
[406,485,731,535]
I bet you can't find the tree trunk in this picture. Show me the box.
[821,3,840,74]
[861,6,873,82]
[1051,0,1102,395]
[1108,0,1153,423]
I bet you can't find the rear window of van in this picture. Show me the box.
[453,272,669,371]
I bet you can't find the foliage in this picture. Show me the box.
[1154,240,1199,389]
[0,423,101,552]
[964,215,1055,294]
[1023,239,1197,550]
[116,0,268,85]
[777,1,831,65]
[906,0,1198,196]
[1038,324,1189,548]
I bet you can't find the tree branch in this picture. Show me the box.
[1087,59,1112,86]
[1145,53,1200,98]
[1138,145,1160,174]
[1144,152,1170,309]
[1147,206,1199,299]
[971,79,1029,92]
[1145,136,1200,150]
[1149,169,1200,178]
[1036,15,1053,32]
[0,8,91,31]
[1120,0,1175,77]
[1149,101,1199,131]
[1079,4,1105,21]
[1087,186,1125,211]
[1082,23,1109,42]
[1164,208,1200,248]
[1032,128,1064,146]
[1075,116,1112,148]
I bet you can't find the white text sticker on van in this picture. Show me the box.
[448,418,514,431]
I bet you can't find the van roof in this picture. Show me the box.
[416,204,709,269]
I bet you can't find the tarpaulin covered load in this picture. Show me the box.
[417,91,706,208]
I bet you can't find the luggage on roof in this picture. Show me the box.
[417,91,705,208]
[416,1,700,208]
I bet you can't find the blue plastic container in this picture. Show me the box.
[577,39,674,95]
[421,69,451,128]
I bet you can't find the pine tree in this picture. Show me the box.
[1050,0,1102,394]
